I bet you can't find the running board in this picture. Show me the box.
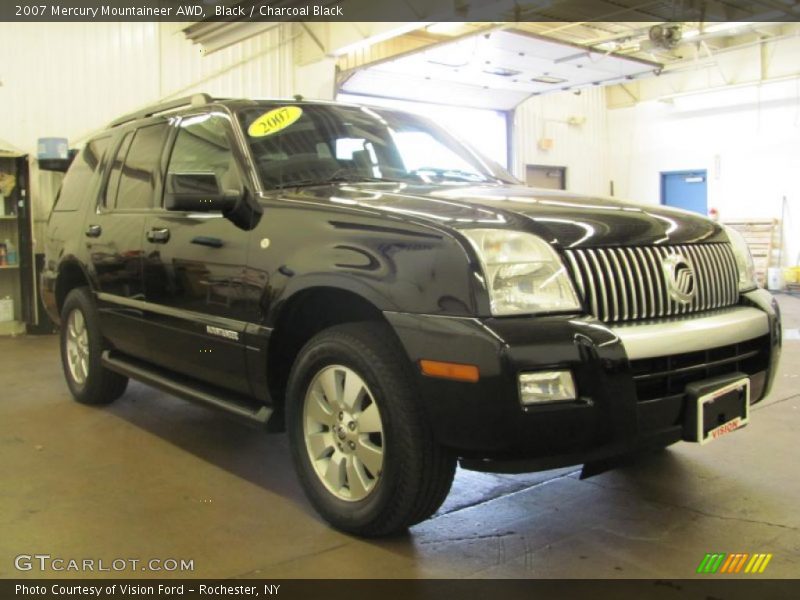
[101,351,272,427]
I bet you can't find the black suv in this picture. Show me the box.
[43,94,781,536]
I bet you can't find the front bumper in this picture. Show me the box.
[385,289,781,472]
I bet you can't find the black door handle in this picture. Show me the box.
[85,224,102,238]
[191,236,223,248]
[146,228,170,243]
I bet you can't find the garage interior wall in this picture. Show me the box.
[608,91,799,262]
[512,87,610,197]
[606,32,800,268]
[1,22,297,250]
[0,22,295,154]
[513,32,798,268]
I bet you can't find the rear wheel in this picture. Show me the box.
[287,322,456,536]
[60,287,128,405]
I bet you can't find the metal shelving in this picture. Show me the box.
[0,153,30,336]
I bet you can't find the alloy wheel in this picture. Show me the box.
[303,365,385,502]
[65,308,90,385]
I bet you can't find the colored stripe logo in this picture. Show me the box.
[697,553,773,574]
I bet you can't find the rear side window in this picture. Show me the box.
[106,123,169,210]
[54,135,111,212]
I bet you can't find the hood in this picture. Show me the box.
[278,183,726,248]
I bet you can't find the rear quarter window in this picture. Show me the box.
[54,135,112,212]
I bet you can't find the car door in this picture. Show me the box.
[141,111,252,395]
[87,120,170,360]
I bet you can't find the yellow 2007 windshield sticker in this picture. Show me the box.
[247,106,303,137]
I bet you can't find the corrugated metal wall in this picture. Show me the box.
[1,23,152,152]
[0,22,296,255]
[0,22,295,153]
[512,87,610,197]
[158,23,295,105]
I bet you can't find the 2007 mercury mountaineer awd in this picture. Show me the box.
[43,95,782,536]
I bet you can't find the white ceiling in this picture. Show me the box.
[339,29,661,110]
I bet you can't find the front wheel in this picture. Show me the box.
[286,322,456,537]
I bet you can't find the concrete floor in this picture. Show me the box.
[1,295,798,579]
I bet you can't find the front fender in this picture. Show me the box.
[250,200,482,325]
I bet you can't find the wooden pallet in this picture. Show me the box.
[722,219,779,286]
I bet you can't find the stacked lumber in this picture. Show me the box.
[722,219,779,287]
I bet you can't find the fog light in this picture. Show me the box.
[518,371,576,405]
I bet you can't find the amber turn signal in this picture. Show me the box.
[419,360,480,383]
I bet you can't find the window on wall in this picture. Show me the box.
[336,94,509,170]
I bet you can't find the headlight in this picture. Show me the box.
[463,229,581,315]
[723,225,758,292]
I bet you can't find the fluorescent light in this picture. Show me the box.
[426,22,465,35]
[427,57,469,67]
[531,75,567,84]
[683,21,755,39]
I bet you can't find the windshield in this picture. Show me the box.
[237,103,518,190]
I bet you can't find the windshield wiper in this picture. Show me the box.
[327,168,412,184]
[329,175,390,183]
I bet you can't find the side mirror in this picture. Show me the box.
[165,172,241,212]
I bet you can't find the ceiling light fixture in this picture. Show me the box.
[531,75,568,84]
[426,22,465,35]
[683,21,756,40]
[427,57,470,67]
[484,66,521,77]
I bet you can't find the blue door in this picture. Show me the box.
[661,170,708,215]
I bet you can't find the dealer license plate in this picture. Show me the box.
[695,378,750,445]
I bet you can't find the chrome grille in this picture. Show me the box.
[564,244,739,323]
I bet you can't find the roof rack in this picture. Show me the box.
[109,93,213,128]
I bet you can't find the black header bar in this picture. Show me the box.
[3,0,799,22]
[3,579,800,600]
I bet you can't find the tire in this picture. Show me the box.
[60,287,128,405]
[286,322,456,537]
